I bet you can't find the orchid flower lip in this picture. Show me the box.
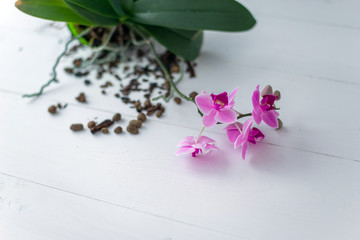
[210,92,229,110]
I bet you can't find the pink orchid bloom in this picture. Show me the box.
[252,85,279,128]
[224,118,265,159]
[195,88,238,127]
[176,136,219,157]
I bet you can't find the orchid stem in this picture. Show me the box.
[234,122,242,132]
[196,126,205,143]
[237,112,252,119]
[23,27,92,98]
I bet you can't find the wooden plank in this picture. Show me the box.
[242,0,360,29]
[201,18,360,85]
[0,92,359,239]
[0,174,241,240]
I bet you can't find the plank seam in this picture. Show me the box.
[0,171,248,240]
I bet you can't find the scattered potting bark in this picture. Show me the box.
[64,68,73,74]
[75,92,87,103]
[100,81,113,88]
[73,58,82,68]
[84,79,91,86]
[174,97,182,105]
[112,113,121,122]
[189,91,199,99]
[186,61,196,78]
[70,123,84,131]
[114,126,123,134]
[48,105,57,114]
[156,111,163,118]
[101,127,109,134]
[74,24,139,48]
[48,103,68,115]
[126,125,139,135]
[90,119,114,134]
[56,25,199,137]
[57,103,67,109]
[137,113,146,122]
[129,120,142,128]
[87,121,96,129]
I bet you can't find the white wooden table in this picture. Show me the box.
[1,1,359,239]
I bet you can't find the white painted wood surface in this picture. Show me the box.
[1,1,360,239]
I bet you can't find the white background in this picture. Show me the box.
[0,0,359,239]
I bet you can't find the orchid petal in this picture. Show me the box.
[197,136,216,144]
[239,118,253,143]
[252,85,261,112]
[252,109,262,125]
[192,143,206,149]
[241,142,249,160]
[202,110,217,127]
[227,101,235,109]
[262,111,279,128]
[214,109,237,123]
[242,117,254,133]
[205,144,219,151]
[176,146,195,156]
[223,123,238,131]
[234,135,243,149]
[195,92,214,115]
[226,129,241,144]
[228,87,239,103]
[176,136,196,147]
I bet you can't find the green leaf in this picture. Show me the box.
[131,0,256,32]
[15,0,92,25]
[64,0,118,18]
[108,0,134,17]
[67,23,89,45]
[140,25,203,61]
[64,1,120,26]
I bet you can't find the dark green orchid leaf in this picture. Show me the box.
[65,0,118,18]
[140,25,203,61]
[108,0,134,17]
[15,0,92,25]
[169,29,201,40]
[131,0,256,32]
[64,1,119,26]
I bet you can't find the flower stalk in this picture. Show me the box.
[177,85,283,159]
[196,126,206,143]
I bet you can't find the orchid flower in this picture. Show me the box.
[176,135,219,157]
[252,85,279,128]
[195,88,238,127]
[224,118,265,159]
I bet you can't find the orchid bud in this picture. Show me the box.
[261,85,273,97]
[274,90,281,100]
[276,118,283,129]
